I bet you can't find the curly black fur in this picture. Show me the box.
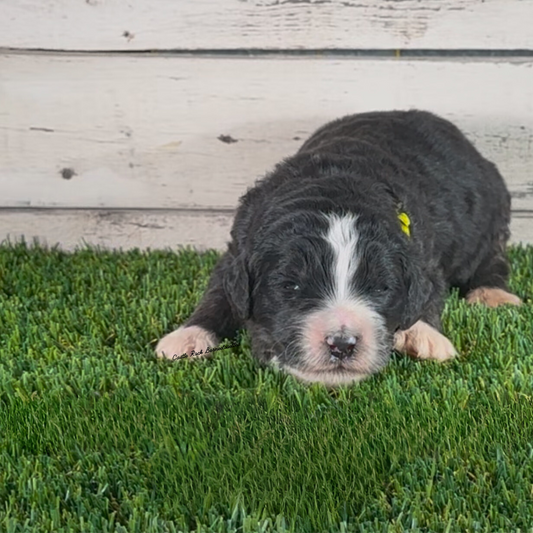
[182,110,514,375]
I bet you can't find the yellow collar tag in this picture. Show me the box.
[397,211,411,237]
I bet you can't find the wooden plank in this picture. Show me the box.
[511,213,533,245]
[1,53,532,211]
[1,0,533,52]
[0,209,234,251]
[1,209,532,251]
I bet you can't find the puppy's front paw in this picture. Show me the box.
[155,325,217,360]
[466,287,522,308]
[394,321,457,362]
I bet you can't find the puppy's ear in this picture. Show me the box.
[400,258,434,331]
[223,251,253,322]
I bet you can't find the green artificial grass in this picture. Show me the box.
[1,241,533,533]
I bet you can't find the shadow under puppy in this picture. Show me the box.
[156,110,522,387]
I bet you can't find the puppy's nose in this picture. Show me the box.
[326,334,357,360]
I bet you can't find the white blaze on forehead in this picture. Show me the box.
[323,213,359,302]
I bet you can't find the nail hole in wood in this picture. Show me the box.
[218,134,238,144]
[60,168,76,180]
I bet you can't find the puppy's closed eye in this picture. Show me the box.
[369,284,390,295]
[362,278,395,301]
[273,271,303,292]
[283,282,301,292]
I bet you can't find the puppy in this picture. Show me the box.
[156,110,522,386]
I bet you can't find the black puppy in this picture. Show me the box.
[156,110,522,386]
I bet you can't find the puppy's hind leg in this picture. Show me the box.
[466,287,522,307]
[156,251,244,360]
[463,240,522,308]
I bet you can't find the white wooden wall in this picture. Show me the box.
[1,0,533,250]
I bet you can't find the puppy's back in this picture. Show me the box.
[298,109,509,210]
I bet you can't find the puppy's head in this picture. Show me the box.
[224,209,431,386]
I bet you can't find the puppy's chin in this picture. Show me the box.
[281,365,371,387]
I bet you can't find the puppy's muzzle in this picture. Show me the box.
[326,333,358,361]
